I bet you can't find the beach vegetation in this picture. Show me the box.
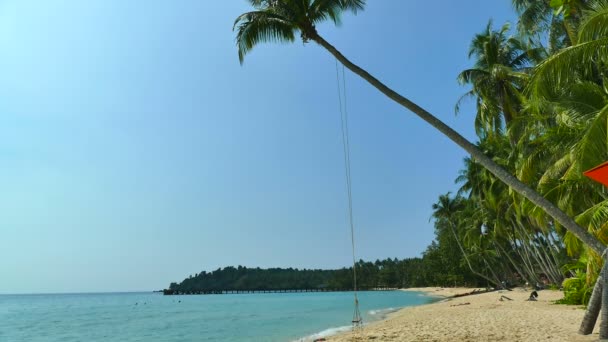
[167,257,476,293]
[435,0,608,304]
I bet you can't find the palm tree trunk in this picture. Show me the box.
[510,232,540,283]
[509,236,536,282]
[447,223,499,286]
[311,34,605,255]
[601,256,608,339]
[521,228,561,284]
[580,275,602,335]
[496,241,532,285]
[481,257,503,286]
[542,228,566,276]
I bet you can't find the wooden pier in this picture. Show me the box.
[162,287,397,295]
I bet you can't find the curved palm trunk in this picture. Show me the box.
[580,275,602,335]
[602,260,608,339]
[311,34,605,256]
[448,223,499,286]
[496,241,533,285]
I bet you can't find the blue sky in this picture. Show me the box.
[0,1,517,293]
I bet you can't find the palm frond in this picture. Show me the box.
[513,0,553,36]
[310,0,342,25]
[576,199,608,235]
[573,104,608,170]
[527,37,608,100]
[340,0,365,13]
[455,90,476,115]
[234,11,296,64]
[578,0,608,42]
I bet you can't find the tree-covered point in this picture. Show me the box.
[167,255,486,293]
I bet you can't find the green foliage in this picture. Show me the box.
[551,0,573,17]
[233,0,366,63]
[556,270,593,304]
[167,257,459,292]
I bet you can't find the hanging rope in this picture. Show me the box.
[335,59,363,330]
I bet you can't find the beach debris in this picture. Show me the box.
[453,288,497,298]
[450,302,470,307]
[313,338,327,342]
[499,295,513,301]
[527,291,538,301]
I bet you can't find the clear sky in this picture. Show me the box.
[0,1,517,294]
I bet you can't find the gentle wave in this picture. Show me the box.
[368,306,398,315]
[293,306,405,341]
[293,325,352,342]
[368,306,403,321]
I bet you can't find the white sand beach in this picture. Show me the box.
[328,287,599,342]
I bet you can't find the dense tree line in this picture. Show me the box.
[169,266,334,292]
[168,250,487,293]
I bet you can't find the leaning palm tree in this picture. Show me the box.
[431,193,499,286]
[233,0,604,255]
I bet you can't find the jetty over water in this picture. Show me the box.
[162,287,398,295]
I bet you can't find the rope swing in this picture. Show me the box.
[335,59,363,332]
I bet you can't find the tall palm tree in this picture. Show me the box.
[456,21,538,139]
[233,0,604,254]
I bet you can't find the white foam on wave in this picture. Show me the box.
[368,307,398,316]
[292,325,352,342]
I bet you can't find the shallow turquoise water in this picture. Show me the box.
[0,291,436,341]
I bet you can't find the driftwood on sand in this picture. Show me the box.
[452,288,497,298]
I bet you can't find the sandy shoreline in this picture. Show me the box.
[327,287,599,342]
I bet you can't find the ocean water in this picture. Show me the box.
[0,291,437,341]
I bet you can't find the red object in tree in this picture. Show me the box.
[584,161,608,187]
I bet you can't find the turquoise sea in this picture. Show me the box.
[0,291,437,341]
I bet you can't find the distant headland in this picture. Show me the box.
[163,257,485,295]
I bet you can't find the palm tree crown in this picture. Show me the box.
[457,21,540,139]
[234,0,365,63]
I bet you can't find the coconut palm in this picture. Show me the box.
[456,21,539,140]
[234,0,604,255]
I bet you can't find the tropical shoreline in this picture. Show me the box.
[327,287,599,342]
